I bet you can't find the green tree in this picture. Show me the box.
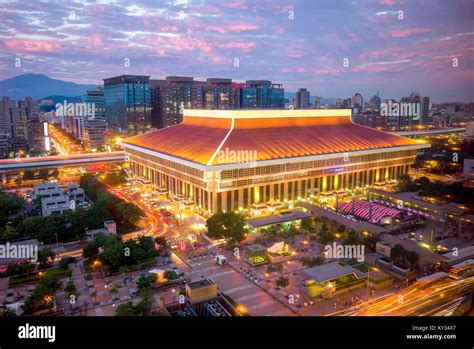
[318,230,335,244]
[275,276,290,289]
[22,274,62,314]
[206,211,246,244]
[343,230,362,246]
[390,244,406,263]
[406,251,419,268]
[115,202,145,226]
[64,280,76,296]
[37,248,55,269]
[136,274,156,290]
[103,171,127,187]
[301,217,313,231]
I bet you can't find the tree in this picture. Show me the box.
[115,301,140,316]
[390,244,406,263]
[136,274,156,290]
[115,289,155,316]
[275,276,290,289]
[206,211,246,244]
[37,248,55,269]
[22,274,62,314]
[362,233,380,250]
[396,174,417,193]
[301,217,313,231]
[115,202,145,226]
[103,171,127,187]
[6,261,35,277]
[154,236,168,251]
[406,251,419,268]
[318,230,335,244]
[300,256,325,267]
[343,230,362,246]
[64,280,76,296]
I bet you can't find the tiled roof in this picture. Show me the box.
[121,110,421,166]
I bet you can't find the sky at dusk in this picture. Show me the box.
[0,0,473,102]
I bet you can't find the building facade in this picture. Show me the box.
[120,109,429,214]
[104,75,151,133]
[295,88,310,109]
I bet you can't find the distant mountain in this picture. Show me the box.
[0,74,97,100]
[39,95,83,112]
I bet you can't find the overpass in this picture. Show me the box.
[0,151,126,183]
[394,127,466,137]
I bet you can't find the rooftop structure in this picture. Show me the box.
[120,109,428,213]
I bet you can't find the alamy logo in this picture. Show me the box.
[55,100,95,120]
[324,242,365,262]
[18,323,56,342]
[216,147,257,167]
[0,243,38,262]
[380,101,420,121]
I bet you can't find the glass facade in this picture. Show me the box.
[103,75,151,133]
[82,88,105,120]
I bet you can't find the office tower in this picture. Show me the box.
[242,80,284,109]
[314,95,322,109]
[72,116,85,141]
[83,87,106,119]
[18,97,39,120]
[369,93,381,111]
[27,117,49,155]
[351,92,363,109]
[103,75,151,133]
[151,76,205,128]
[421,96,430,125]
[294,88,310,109]
[0,97,17,136]
[84,118,107,151]
[204,78,241,110]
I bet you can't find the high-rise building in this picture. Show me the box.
[27,117,49,155]
[294,88,310,109]
[369,93,381,111]
[84,118,107,151]
[0,97,17,137]
[351,93,363,109]
[151,76,205,128]
[103,75,151,133]
[314,95,322,109]
[18,97,39,120]
[204,78,241,110]
[421,96,430,125]
[72,116,85,141]
[242,80,284,109]
[83,87,106,120]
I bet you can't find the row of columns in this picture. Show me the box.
[132,161,409,214]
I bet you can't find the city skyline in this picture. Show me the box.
[0,0,472,102]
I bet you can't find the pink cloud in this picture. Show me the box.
[380,0,398,5]
[3,39,60,53]
[390,27,436,37]
[218,41,257,52]
[204,22,261,34]
[221,0,247,10]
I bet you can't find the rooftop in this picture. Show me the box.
[121,109,425,167]
[245,209,312,228]
[303,261,367,283]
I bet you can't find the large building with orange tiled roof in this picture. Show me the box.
[119,109,429,213]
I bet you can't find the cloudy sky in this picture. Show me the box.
[0,0,473,102]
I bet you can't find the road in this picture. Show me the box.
[327,276,473,316]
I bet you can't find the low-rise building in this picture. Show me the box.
[185,279,218,304]
[41,195,71,217]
